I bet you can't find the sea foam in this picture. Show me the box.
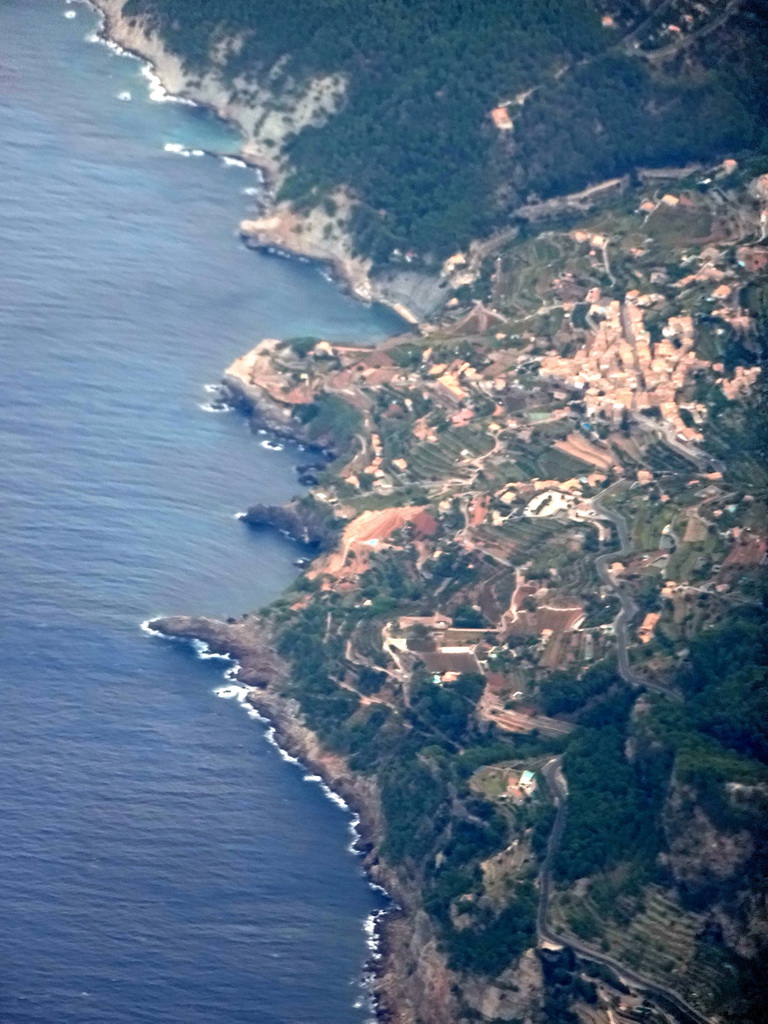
[141,64,196,106]
[191,638,232,663]
[141,621,394,982]
[199,401,234,413]
[163,142,205,158]
[139,618,164,638]
[79,0,195,110]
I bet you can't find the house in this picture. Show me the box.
[490,106,513,131]
[519,770,537,796]
[638,612,661,643]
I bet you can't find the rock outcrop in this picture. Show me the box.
[146,611,471,1024]
[241,499,340,550]
[662,778,768,960]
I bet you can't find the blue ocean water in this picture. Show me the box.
[0,3,398,1022]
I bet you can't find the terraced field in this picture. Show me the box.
[537,446,593,481]
[553,884,730,1016]
[729,452,768,501]
[491,234,589,316]
[665,528,726,583]
[483,460,531,488]
[474,518,565,562]
[643,442,696,475]
[624,497,673,551]
[406,425,495,481]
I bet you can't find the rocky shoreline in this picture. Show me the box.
[240,500,338,549]
[147,613,460,1024]
[83,5,536,1019]
[86,0,442,323]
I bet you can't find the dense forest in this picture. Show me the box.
[554,605,768,879]
[124,0,768,262]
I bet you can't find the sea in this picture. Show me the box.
[0,2,401,1022]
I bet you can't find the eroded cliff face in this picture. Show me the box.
[242,500,339,550]
[664,782,753,890]
[147,613,544,1024]
[663,778,768,960]
[91,0,443,321]
[461,949,544,1023]
[92,0,344,183]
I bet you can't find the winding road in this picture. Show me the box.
[535,488,710,1023]
[590,483,673,694]
[537,755,711,1024]
[591,486,644,688]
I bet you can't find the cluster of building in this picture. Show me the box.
[540,297,707,442]
[717,363,761,402]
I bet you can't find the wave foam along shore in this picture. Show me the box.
[141,618,394,998]
[143,615,394,995]
[163,142,205,158]
[78,0,197,105]
[82,0,424,321]
[141,63,196,105]
[139,617,165,638]
[198,401,235,413]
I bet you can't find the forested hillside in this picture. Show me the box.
[124,0,767,262]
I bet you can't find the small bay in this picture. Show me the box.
[0,3,398,1022]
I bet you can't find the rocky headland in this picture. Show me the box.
[147,613,473,1024]
[241,500,339,549]
[88,0,444,322]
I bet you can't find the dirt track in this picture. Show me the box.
[319,506,425,575]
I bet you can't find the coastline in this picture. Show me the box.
[82,0,435,324]
[75,3,458,1018]
[75,5,543,1021]
[142,615,458,1024]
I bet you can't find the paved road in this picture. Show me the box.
[633,412,721,474]
[591,488,643,687]
[537,758,712,1024]
[536,757,568,938]
[535,490,709,1021]
[590,485,673,694]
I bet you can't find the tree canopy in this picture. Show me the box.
[125,0,768,261]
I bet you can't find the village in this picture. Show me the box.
[223,162,766,738]
[205,159,768,1024]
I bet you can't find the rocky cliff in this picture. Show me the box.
[663,777,768,962]
[241,499,340,550]
[91,0,443,321]
[146,612,473,1024]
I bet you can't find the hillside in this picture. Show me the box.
[122,0,767,267]
[94,2,768,1020]
[153,166,768,1024]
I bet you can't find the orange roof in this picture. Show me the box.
[490,106,513,130]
